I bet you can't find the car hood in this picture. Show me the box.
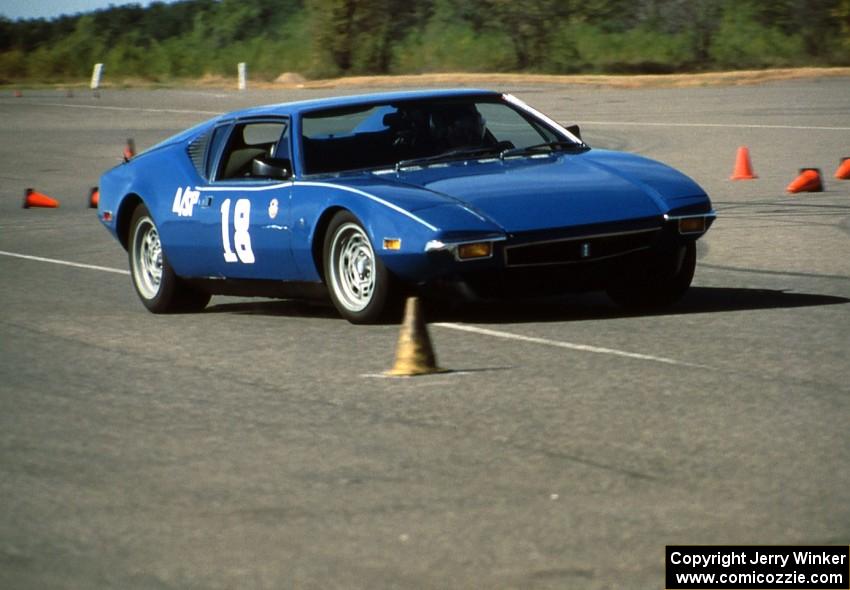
[351,149,708,233]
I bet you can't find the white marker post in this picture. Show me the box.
[237,62,247,91]
[90,63,104,90]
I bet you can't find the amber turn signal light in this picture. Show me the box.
[678,217,706,234]
[457,242,493,260]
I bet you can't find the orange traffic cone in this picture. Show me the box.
[14,89,22,98]
[834,157,850,180]
[23,188,60,209]
[123,138,136,162]
[786,168,823,194]
[385,297,446,376]
[730,146,757,180]
[88,186,99,208]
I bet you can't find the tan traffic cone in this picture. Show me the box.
[786,168,823,194]
[123,138,136,162]
[834,157,850,180]
[385,297,446,376]
[730,146,757,180]
[23,188,60,209]
[88,186,99,208]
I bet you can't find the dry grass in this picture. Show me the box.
[251,67,850,90]
[8,67,849,92]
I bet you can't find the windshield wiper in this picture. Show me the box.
[396,145,505,170]
[500,140,588,159]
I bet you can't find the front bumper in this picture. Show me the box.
[417,212,715,300]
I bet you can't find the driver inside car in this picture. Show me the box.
[429,105,487,149]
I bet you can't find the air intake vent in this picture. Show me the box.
[187,132,211,177]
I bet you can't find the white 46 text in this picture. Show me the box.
[172,186,199,217]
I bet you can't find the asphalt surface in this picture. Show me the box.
[1,79,849,589]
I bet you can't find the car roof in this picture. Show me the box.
[145,89,503,155]
[227,88,501,119]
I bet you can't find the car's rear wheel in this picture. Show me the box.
[606,242,696,309]
[129,204,210,313]
[323,211,395,323]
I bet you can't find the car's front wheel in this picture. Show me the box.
[128,204,210,313]
[606,242,696,310]
[323,210,395,323]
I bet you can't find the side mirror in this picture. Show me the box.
[252,156,292,180]
[565,124,582,141]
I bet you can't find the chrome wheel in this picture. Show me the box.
[329,222,375,312]
[323,210,396,323]
[127,203,210,313]
[131,216,163,301]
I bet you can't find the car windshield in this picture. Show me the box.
[300,96,580,175]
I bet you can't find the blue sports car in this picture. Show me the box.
[98,89,715,323]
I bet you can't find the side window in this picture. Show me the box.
[217,121,288,180]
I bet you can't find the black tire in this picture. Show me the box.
[323,210,395,323]
[606,242,696,310]
[128,204,210,313]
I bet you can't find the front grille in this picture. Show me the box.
[504,228,660,267]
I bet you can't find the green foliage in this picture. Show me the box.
[0,0,847,82]
[247,14,313,79]
[0,49,27,81]
[709,2,806,68]
[50,16,106,77]
[391,23,517,73]
[472,0,571,69]
[306,0,422,76]
[547,23,695,73]
[834,0,850,54]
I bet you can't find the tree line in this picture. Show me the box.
[1,0,848,83]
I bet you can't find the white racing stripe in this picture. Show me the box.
[197,182,293,192]
[297,181,439,231]
[195,180,439,231]
[433,322,711,369]
[582,120,850,131]
[0,249,704,368]
[0,250,130,275]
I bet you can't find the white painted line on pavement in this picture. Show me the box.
[360,371,475,379]
[582,120,850,131]
[433,322,711,369]
[37,102,222,116]
[0,250,130,275]
[0,248,705,369]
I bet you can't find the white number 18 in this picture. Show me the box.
[221,198,255,264]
